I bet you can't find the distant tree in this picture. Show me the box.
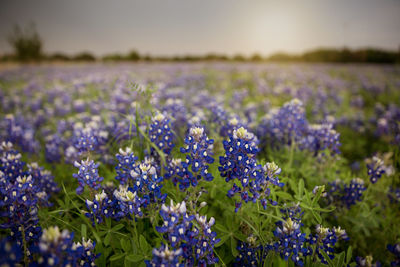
[127,50,140,61]
[8,23,43,61]
[232,54,246,61]
[73,52,96,61]
[250,53,263,61]
[102,53,125,61]
[49,53,71,61]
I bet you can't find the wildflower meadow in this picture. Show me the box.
[0,63,399,266]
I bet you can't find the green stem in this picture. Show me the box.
[288,137,295,170]
[21,225,29,267]
[131,217,139,248]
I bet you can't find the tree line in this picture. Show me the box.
[2,24,399,64]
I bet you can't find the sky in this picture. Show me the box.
[0,0,399,57]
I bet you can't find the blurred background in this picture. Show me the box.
[0,0,399,63]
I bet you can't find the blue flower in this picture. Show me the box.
[85,190,114,224]
[272,217,310,266]
[129,159,167,207]
[220,127,282,212]
[113,185,143,218]
[154,200,219,266]
[149,113,174,156]
[73,127,99,154]
[146,243,183,267]
[115,147,138,185]
[300,124,341,156]
[235,239,265,267]
[367,156,385,184]
[37,226,99,267]
[327,178,366,209]
[73,159,104,194]
[0,238,22,266]
[177,127,214,191]
[257,99,308,148]
[387,243,400,266]
[308,225,349,264]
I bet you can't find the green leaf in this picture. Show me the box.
[298,178,304,199]
[215,223,229,234]
[215,235,230,247]
[258,210,282,221]
[104,232,112,246]
[106,218,111,229]
[335,252,345,267]
[275,191,293,200]
[126,254,144,263]
[139,235,152,254]
[112,224,125,232]
[109,253,125,262]
[230,237,238,257]
[346,246,352,264]
[81,224,87,238]
[121,238,131,252]
[311,210,322,224]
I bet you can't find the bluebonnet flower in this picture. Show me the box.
[0,238,22,266]
[165,158,183,186]
[235,236,265,267]
[115,147,138,185]
[85,190,113,224]
[146,243,183,267]
[308,225,349,264]
[73,126,99,154]
[149,113,174,156]
[162,98,188,133]
[387,243,400,266]
[326,178,366,209]
[366,156,385,184]
[27,163,59,205]
[0,141,26,181]
[129,159,167,207]
[219,116,246,138]
[0,142,59,260]
[260,162,284,208]
[44,134,63,163]
[272,217,310,266]
[178,127,214,191]
[373,103,400,145]
[156,201,194,249]
[356,255,381,267]
[257,99,308,148]
[1,114,40,154]
[300,124,341,156]
[72,118,110,157]
[220,127,280,211]
[193,214,220,265]
[112,185,143,219]
[73,237,99,267]
[208,104,228,133]
[280,203,304,223]
[155,200,220,266]
[73,159,104,194]
[37,226,98,267]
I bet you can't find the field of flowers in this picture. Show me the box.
[0,62,399,267]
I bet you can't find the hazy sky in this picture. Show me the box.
[0,0,399,56]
